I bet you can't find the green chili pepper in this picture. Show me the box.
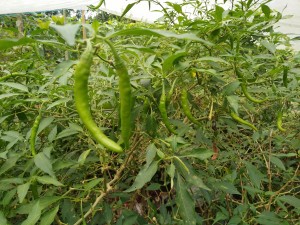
[30,110,42,156]
[276,110,286,132]
[240,83,267,103]
[159,83,177,134]
[166,78,177,106]
[235,67,267,103]
[74,40,123,153]
[180,88,201,126]
[105,40,132,149]
[88,0,105,10]
[230,111,257,131]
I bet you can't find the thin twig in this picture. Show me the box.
[73,135,141,225]
[266,164,299,210]
[96,53,114,67]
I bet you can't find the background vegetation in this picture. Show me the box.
[0,0,299,224]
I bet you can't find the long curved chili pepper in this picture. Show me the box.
[74,40,123,153]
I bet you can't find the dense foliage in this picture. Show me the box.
[0,0,299,224]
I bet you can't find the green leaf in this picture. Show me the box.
[243,185,264,198]
[247,0,254,8]
[0,155,20,175]
[277,195,300,209]
[0,37,35,50]
[162,51,186,74]
[1,178,24,185]
[245,162,266,189]
[174,156,211,191]
[61,199,78,224]
[37,117,54,135]
[176,174,196,225]
[91,20,100,32]
[48,126,57,142]
[36,176,63,186]
[222,81,240,96]
[270,156,286,170]
[50,24,80,46]
[0,82,28,92]
[21,201,42,225]
[0,93,21,100]
[145,143,157,167]
[156,149,165,159]
[186,174,211,191]
[17,196,62,215]
[213,211,229,225]
[275,153,297,157]
[196,56,229,65]
[37,39,70,50]
[123,44,155,53]
[174,156,190,174]
[180,148,213,160]
[226,95,239,113]
[46,98,71,110]
[0,150,8,160]
[52,60,76,77]
[2,189,16,206]
[77,149,91,166]
[83,178,102,191]
[55,128,79,139]
[1,132,22,150]
[0,115,10,124]
[166,2,183,14]
[146,183,161,191]
[17,182,30,203]
[102,203,113,224]
[0,211,8,225]
[39,205,59,225]
[34,152,55,177]
[120,2,138,19]
[107,28,213,46]
[261,4,271,18]
[261,40,276,54]
[215,181,241,195]
[215,5,225,21]
[228,216,242,225]
[255,211,287,225]
[124,160,159,192]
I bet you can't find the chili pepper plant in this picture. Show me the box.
[0,0,299,224]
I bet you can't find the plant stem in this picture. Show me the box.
[73,135,141,225]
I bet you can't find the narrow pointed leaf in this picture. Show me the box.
[120,2,138,19]
[34,152,55,177]
[162,51,186,74]
[0,37,35,50]
[245,162,265,189]
[40,205,59,225]
[0,211,7,225]
[50,24,80,46]
[21,201,41,225]
[176,174,196,225]
[0,155,20,175]
[17,182,30,203]
[107,28,213,46]
[0,82,28,92]
[277,195,300,209]
[36,176,63,186]
[125,160,159,192]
